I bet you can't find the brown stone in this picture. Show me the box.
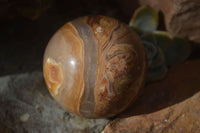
[104,91,200,133]
[140,0,200,44]
[43,15,147,118]
[103,60,200,133]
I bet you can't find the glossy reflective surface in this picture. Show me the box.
[43,15,147,118]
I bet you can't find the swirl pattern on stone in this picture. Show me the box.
[43,15,147,118]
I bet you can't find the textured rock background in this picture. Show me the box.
[103,60,200,133]
[104,91,200,133]
[120,60,200,116]
[1,0,200,133]
[0,72,109,133]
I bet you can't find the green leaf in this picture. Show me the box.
[130,27,144,38]
[165,35,191,66]
[150,48,165,69]
[140,33,157,64]
[140,33,156,45]
[129,6,158,32]
[143,40,157,61]
[140,33,164,67]
[153,31,172,52]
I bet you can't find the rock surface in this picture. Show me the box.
[103,91,200,133]
[0,72,109,133]
[120,59,200,116]
[103,60,200,133]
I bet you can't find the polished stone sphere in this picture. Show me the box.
[43,15,147,118]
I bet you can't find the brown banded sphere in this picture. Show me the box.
[43,15,147,118]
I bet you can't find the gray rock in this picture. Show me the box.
[0,72,109,133]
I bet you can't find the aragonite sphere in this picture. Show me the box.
[43,15,147,118]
